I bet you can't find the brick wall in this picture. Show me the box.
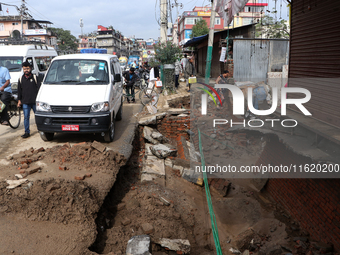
[257,135,340,251]
[156,115,190,142]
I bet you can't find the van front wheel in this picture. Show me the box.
[104,118,115,143]
[40,132,54,141]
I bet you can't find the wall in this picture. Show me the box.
[233,39,289,83]
[257,135,340,251]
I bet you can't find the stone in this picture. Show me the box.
[126,235,151,255]
[142,156,165,177]
[150,143,177,159]
[143,126,159,145]
[6,155,13,160]
[173,165,184,175]
[91,140,106,153]
[182,168,203,186]
[141,223,154,234]
[6,179,28,189]
[74,175,85,181]
[21,163,28,169]
[27,167,41,175]
[85,173,92,178]
[139,115,157,125]
[12,153,26,160]
[145,143,154,156]
[243,250,250,255]
[46,183,61,192]
[151,130,168,143]
[313,242,333,253]
[121,218,131,226]
[155,238,190,254]
[234,228,256,251]
[265,245,282,255]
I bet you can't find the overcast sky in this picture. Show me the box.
[2,0,289,40]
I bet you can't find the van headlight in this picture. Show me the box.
[36,102,52,112]
[91,102,110,112]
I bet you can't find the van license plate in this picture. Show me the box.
[62,125,79,131]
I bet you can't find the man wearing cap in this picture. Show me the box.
[123,67,138,103]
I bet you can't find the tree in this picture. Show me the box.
[255,15,289,39]
[48,27,78,52]
[191,19,209,38]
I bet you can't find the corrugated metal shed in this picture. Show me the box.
[288,0,340,127]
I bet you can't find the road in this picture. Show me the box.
[0,101,143,255]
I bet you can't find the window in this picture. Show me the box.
[35,56,54,71]
[215,18,221,25]
[243,18,253,25]
[12,22,18,25]
[185,17,200,25]
[0,57,23,72]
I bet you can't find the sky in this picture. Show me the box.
[1,0,290,40]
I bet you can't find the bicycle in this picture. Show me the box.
[123,82,159,106]
[0,91,21,129]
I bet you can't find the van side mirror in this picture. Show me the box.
[114,73,121,82]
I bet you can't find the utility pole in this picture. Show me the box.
[160,0,168,42]
[20,0,26,39]
[205,0,217,84]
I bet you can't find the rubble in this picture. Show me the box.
[155,238,191,254]
[6,179,28,189]
[126,235,151,255]
[91,140,107,153]
[141,223,154,234]
[143,126,159,145]
[150,143,177,159]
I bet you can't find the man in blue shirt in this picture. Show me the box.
[123,68,138,103]
[0,65,11,126]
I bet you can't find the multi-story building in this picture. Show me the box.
[0,15,56,46]
[78,35,97,52]
[177,1,267,45]
[96,25,123,55]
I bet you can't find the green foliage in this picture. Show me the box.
[153,41,182,64]
[255,15,289,39]
[191,19,209,38]
[48,27,78,51]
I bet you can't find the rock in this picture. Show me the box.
[0,205,9,213]
[85,173,92,178]
[21,163,29,169]
[121,218,131,226]
[6,155,13,160]
[139,115,157,125]
[141,223,154,234]
[27,167,41,175]
[155,238,190,254]
[126,199,140,210]
[142,156,165,177]
[243,250,250,255]
[151,130,168,143]
[91,140,106,153]
[266,245,282,255]
[74,175,85,181]
[182,168,203,186]
[12,153,26,160]
[6,179,28,189]
[145,144,154,156]
[167,108,190,115]
[46,183,61,192]
[159,197,170,206]
[143,126,159,145]
[229,248,241,254]
[173,165,184,175]
[126,235,151,255]
[150,143,177,159]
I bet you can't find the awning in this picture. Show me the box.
[183,34,208,47]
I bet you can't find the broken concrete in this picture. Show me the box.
[126,235,151,255]
[150,143,177,159]
[155,238,191,254]
[182,168,203,186]
[138,112,167,126]
[143,127,159,145]
[142,156,165,177]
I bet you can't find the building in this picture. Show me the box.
[96,25,123,55]
[177,2,267,46]
[78,35,97,52]
[0,15,55,46]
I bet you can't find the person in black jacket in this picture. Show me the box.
[17,61,41,138]
[123,67,138,103]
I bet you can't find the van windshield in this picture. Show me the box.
[0,57,23,72]
[44,59,109,85]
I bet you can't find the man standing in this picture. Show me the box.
[184,57,195,92]
[17,61,41,138]
[0,65,11,126]
[174,59,182,89]
[180,54,188,71]
[123,67,138,103]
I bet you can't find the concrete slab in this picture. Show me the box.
[142,156,165,177]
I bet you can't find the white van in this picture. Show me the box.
[35,54,124,142]
[0,45,58,90]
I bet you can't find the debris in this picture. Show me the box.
[12,153,26,160]
[229,248,241,254]
[74,175,85,181]
[121,218,131,226]
[155,238,191,254]
[14,174,23,179]
[141,223,154,234]
[150,144,177,159]
[117,203,126,211]
[91,140,106,153]
[159,197,170,206]
[182,168,203,186]
[126,235,151,255]
[139,115,157,125]
[85,173,92,178]
[142,156,165,177]
[143,127,159,145]
[46,183,61,192]
[151,130,168,143]
[6,179,28,189]
[26,167,41,175]
[164,158,173,168]
[21,163,29,169]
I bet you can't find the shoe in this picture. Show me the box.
[1,121,9,126]
[21,133,30,138]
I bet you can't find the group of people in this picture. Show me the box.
[0,61,40,138]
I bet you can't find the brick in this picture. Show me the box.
[27,167,41,175]
[141,223,154,234]
[121,218,131,226]
[21,163,28,169]
[91,140,106,153]
[75,175,85,180]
